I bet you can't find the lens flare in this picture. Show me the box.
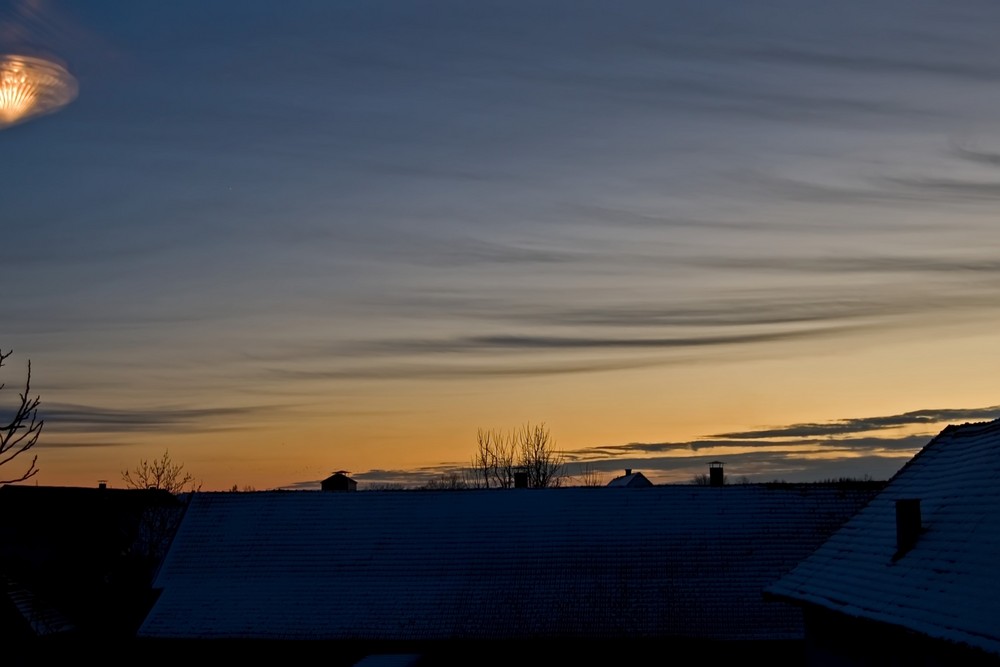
[0,54,77,129]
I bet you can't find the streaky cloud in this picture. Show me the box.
[464,328,850,350]
[713,406,1000,439]
[688,255,1000,276]
[345,433,934,490]
[265,356,685,382]
[39,402,292,434]
[260,324,864,383]
[747,47,1000,83]
[585,435,930,456]
[763,171,1000,208]
[885,176,1000,201]
[36,439,139,449]
[951,143,1000,168]
[352,288,991,336]
[761,175,928,206]
[353,324,862,356]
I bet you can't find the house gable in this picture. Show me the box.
[766,418,1000,658]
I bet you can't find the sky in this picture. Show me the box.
[4,0,1000,490]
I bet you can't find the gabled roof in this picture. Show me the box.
[766,418,1000,656]
[139,485,877,641]
[606,471,652,488]
[322,471,356,484]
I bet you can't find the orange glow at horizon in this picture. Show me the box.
[0,55,78,129]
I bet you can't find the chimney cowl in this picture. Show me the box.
[709,461,724,487]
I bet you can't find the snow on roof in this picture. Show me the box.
[4,576,76,636]
[139,485,876,641]
[766,418,1000,656]
[606,472,652,488]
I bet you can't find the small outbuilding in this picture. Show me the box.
[320,471,357,492]
[606,468,653,488]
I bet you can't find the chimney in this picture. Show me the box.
[625,468,632,476]
[894,498,922,560]
[98,480,107,490]
[709,461,724,487]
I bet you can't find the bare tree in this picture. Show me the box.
[470,422,564,489]
[0,349,43,485]
[471,427,517,489]
[422,471,469,491]
[120,454,195,567]
[121,450,198,494]
[574,463,604,487]
[470,427,495,488]
[518,422,563,489]
[229,484,257,492]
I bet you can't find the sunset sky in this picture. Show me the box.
[4,0,1000,490]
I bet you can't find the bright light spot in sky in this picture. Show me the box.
[0,54,77,129]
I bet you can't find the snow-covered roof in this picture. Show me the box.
[606,472,652,488]
[766,418,1000,656]
[3,576,76,636]
[139,485,875,641]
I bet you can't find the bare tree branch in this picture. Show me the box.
[575,463,604,487]
[469,422,564,489]
[518,422,564,489]
[0,349,43,485]
[121,450,198,494]
[471,427,494,489]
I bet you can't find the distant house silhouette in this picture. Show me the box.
[139,483,878,662]
[767,418,1000,666]
[321,471,357,492]
[606,468,653,488]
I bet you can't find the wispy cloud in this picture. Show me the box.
[36,439,139,449]
[252,324,864,384]
[951,143,1000,168]
[712,406,1000,439]
[39,403,290,434]
[885,176,1000,201]
[747,47,1000,83]
[13,0,1000,490]
[264,356,684,382]
[342,406,996,489]
[341,325,862,357]
[689,255,1000,276]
